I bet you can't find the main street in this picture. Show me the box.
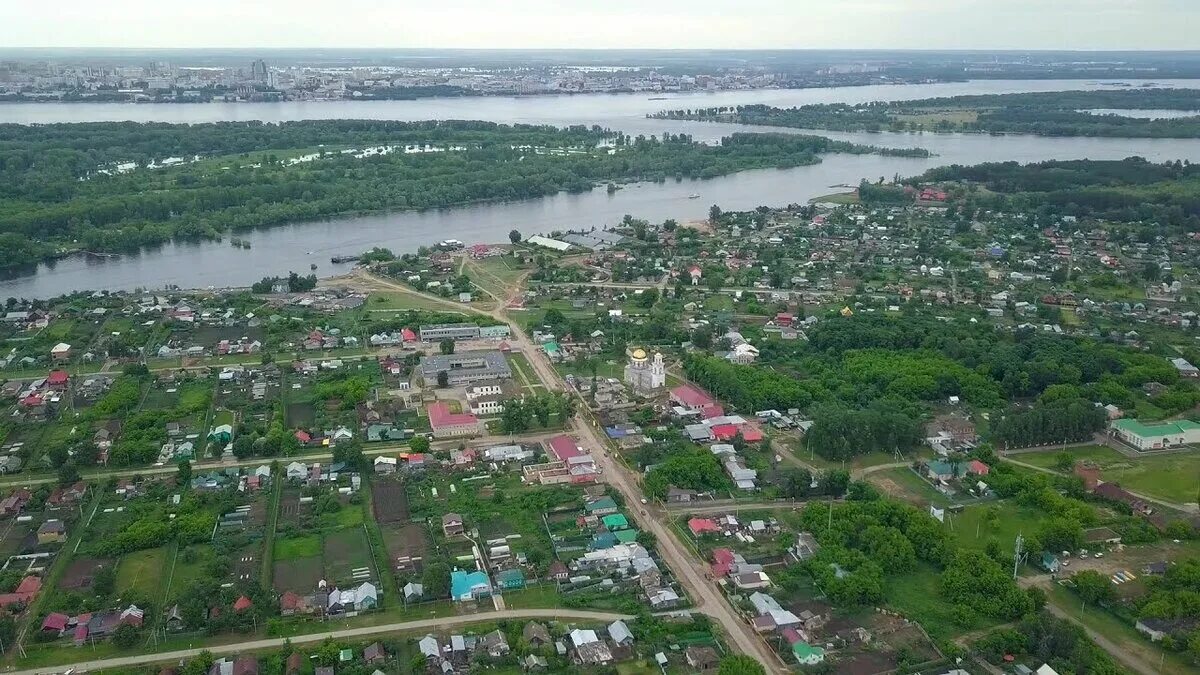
[348,270,790,673]
[6,609,632,675]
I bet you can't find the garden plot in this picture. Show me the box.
[58,556,112,591]
[116,547,167,595]
[214,497,268,584]
[323,527,376,587]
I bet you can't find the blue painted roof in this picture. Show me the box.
[450,570,491,600]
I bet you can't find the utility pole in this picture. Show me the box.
[1012,533,1025,580]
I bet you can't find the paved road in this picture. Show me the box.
[5,609,632,675]
[352,271,789,673]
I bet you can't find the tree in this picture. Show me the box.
[111,623,139,649]
[718,655,765,675]
[175,456,192,482]
[439,339,455,355]
[819,469,850,497]
[232,435,256,460]
[508,229,522,244]
[1072,570,1116,605]
[1052,452,1074,471]
[182,651,215,675]
[780,467,812,499]
[436,370,449,388]
[409,436,430,454]
[422,563,451,599]
[708,205,723,226]
[0,615,14,653]
[57,462,80,486]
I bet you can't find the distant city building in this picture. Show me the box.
[250,59,269,84]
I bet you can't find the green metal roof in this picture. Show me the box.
[602,513,629,530]
[1112,418,1200,438]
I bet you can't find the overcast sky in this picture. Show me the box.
[1,0,1196,50]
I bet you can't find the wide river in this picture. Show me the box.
[4,78,1200,298]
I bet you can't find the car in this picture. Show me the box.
[640,498,648,504]
[1061,559,1070,567]
[1094,552,1104,559]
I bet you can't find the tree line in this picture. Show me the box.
[650,88,1200,137]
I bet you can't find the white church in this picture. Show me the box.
[624,347,665,394]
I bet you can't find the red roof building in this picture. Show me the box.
[279,591,301,614]
[427,401,483,439]
[688,518,720,536]
[710,548,735,577]
[46,370,69,388]
[233,595,253,612]
[967,460,990,476]
[699,405,726,420]
[41,612,69,632]
[400,328,417,342]
[711,424,738,441]
[294,430,312,444]
[0,575,42,607]
[775,313,794,327]
[670,384,716,410]
[740,427,764,443]
[547,435,584,462]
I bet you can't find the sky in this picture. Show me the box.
[1,0,1197,50]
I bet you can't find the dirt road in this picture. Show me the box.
[6,609,632,675]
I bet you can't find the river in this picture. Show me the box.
[3,78,1200,299]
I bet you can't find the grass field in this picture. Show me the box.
[506,352,546,392]
[116,547,167,595]
[885,564,999,641]
[464,254,527,301]
[809,191,860,205]
[275,534,322,560]
[1014,445,1200,504]
[501,584,560,609]
[165,545,213,601]
[950,501,1046,552]
[866,467,952,507]
[366,291,462,313]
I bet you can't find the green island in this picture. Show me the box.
[651,88,1200,137]
[0,119,927,269]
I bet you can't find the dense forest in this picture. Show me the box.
[684,311,1193,458]
[0,119,926,268]
[914,158,1200,232]
[651,88,1200,137]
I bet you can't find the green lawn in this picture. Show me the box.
[1015,445,1200,505]
[501,584,561,609]
[166,545,213,601]
[366,291,462,313]
[951,501,1048,552]
[885,564,1000,641]
[116,547,167,595]
[274,534,322,560]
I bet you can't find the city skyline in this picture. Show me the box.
[1,0,1198,51]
